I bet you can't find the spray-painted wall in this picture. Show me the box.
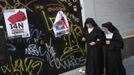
[0,0,86,75]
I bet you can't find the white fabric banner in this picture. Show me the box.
[3,8,30,38]
[53,11,70,37]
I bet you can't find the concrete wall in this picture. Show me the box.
[123,37,134,58]
[81,0,134,37]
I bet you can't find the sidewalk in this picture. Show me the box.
[123,56,134,75]
[60,56,134,75]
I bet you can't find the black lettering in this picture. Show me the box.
[18,23,23,29]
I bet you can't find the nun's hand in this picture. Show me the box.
[82,37,86,41]
[106,40,111,45]
[89,42,96,45]
[96,38,100,41]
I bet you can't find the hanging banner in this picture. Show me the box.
[53,11,70,37]
[3,8,30,38]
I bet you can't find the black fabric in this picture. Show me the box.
[102,22,119,33]
[102,22,126,75]
[103,32,126,75]
[83,27,105,75]
[84,18,100,30]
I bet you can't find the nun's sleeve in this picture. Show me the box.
[95,30,105,46]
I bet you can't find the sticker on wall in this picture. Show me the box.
[3,8,30,38]
[53,11,70,37]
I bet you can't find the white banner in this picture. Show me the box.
[3,8,30,38]
[53,11,70,37]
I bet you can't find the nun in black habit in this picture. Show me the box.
[82,18,105,75]
[101,22,126,75]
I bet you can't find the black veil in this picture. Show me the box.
[102,22,119,33]
[102,22,124,49]
[84,18,100,30]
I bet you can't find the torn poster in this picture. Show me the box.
[53,11,70,37]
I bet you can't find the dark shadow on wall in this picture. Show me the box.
[0,26,10,75]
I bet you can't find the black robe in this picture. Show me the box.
[104,32,126,75]
[83,27,105,75]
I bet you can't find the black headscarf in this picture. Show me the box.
[102,22,119,33]
[84,18,100,30]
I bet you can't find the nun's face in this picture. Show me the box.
[86,23,93,28]
[101,27,109,33]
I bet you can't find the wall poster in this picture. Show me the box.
[3,9,30,38]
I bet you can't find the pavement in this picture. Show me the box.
[60,56,134,75]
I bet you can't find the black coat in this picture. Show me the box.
[104,32,126,75]
[83,27,105,75]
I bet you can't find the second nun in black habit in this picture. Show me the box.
[82,18,105,75]
[101,22,126,75]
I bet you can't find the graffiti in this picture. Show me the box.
[39,9,84,61]
[25,0,37,7]
[25,44,40,56]
[0,0,84,74]
[60,0,78,3]
[60,23,84,60]
[45,37,86,70]
[45,38,56,59]
[46,0,66,12]
[35,4,64,30]
[59,0,78,6]
[27,24,45,44]
[25,44,46,57]
[42,10,53,31]
[1,56,43,75]
[0,0,37,12]
[46,5,65,12]
[47,54,86,70]
[7,43,16,51]
[41,10,84,61]
[34,1,66,13]
[25,24,47,56]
